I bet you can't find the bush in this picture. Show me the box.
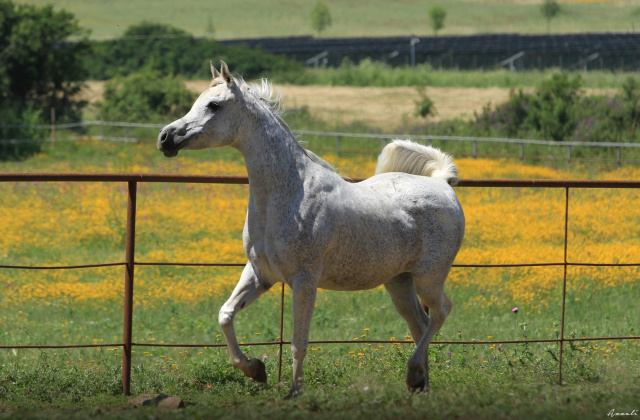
[0,104,45,160]
[415,87,436,119]
[409,73,640,152]
[472,73,586,141]
[99,70,197,123]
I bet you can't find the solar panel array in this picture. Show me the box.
[221,33,640,70]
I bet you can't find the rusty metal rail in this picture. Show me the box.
[1,173,639,395]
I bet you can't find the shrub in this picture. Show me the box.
[0,104,45,160]
[412,74,640,151]
[415,87,436,119]
[99,70,196,123]
[472,73,584,141]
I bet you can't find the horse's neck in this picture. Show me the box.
[235,113,309,210]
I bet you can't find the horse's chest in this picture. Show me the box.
[243,211,316,283]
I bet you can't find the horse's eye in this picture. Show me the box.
[207,102,220,112]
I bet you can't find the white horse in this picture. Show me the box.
[158,61,465,398]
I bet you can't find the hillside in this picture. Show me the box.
[13,0,640,40]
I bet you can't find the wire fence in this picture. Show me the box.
[1,173,639,396]
[3,120,640,167]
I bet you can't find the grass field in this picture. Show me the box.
[1,139,639,418]
[13,0,640,40]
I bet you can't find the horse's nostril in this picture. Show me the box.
[160,130,168,143]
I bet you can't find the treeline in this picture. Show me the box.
[86,22,305,82]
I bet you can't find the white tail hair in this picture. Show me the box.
[375,139,459,186]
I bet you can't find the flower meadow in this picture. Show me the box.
[0,140,639,414]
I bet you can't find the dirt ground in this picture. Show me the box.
[82,80,511,129]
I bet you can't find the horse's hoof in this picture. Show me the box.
[250,358,267,383]
[284,389,302,400]
[406,371,428,392]
[408,383,429,393]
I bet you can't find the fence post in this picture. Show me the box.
[100,110,105,140]
[558,187,570,385]
[473,141,477,160]
[50,108,56,149]
[277,283,285,388]
[336,136,341,157]
[122,181,137,396]
[567,146,572,170]
[1,111,6,158]
[617,147,621,169]
[520,143,524,164]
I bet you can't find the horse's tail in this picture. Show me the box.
[374,139,459,186]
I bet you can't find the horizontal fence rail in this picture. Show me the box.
[1,173,639,395]
[3,121,640,166]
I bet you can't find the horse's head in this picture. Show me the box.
[158,61,243,157]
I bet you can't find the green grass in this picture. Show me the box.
[299,63,640,89]
[13,0,640,40]
[1,287,638,419]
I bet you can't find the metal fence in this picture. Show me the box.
[1,173,639,396]
[3,121,640,167]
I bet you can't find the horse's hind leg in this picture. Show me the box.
[407,265,454,392]
[218,263,271,383]
[286,271,318,399]
[384,273,429,347]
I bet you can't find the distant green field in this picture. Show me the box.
[13,0,640,40]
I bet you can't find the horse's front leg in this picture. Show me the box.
[218,263,271,382]
[286,270,318,399]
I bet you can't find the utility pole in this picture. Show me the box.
[410,37,420,67]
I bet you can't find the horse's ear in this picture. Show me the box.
[210,60,221,79]
[220,60,234,86]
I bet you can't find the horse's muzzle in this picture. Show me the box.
[158,126,180,157]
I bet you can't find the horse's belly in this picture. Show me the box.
[316,239,413,291]
[318,272,399,292]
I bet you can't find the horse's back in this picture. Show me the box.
[357,172,465,252]
[314,172,464,290]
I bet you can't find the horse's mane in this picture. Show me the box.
[240,78,286,118]
[240,77,337,174]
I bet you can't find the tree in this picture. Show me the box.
[428,5,447,36]
[0,0,90,159]
[310,1,332,36]
[206,14,215,36]
[122,20,187,38]
[0,0,90,121]
[540,0,561,33]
